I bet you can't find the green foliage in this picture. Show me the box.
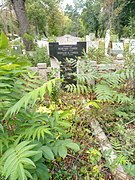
[81,0,100,36]
[103,149,128,171]
[0,34,31,119]
[0,141,41,180]
[66,83,91,94]
[117,0,135,37]
[0,33,8,49]
[0,31,135,179]
[4,78,60,118]
[65,54,134,103]
[0,33,80,179]
[124,163,135,177]
[27,46,50,66]
[27,0,67,36]
[86,148,101,165]
[88,48,113,64]
[64,1,85,37]
[50,139,80,159]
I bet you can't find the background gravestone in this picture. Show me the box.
[129,39,135,54]
[37,38,49,54]
[86,34,99,52]
[56,34,80,45]
[105,29,110,56]
[49,40,86,84]
[111,42,124,55]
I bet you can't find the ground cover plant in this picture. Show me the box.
[0,34,80,180]
[0,33,135,180]
[63,51,135,179]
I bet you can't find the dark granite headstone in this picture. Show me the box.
[49,42,86,84]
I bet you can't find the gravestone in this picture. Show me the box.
[129,39,135,54]
[105,29,110,56]
[49,41,86,84]
[50,57,60,78]
[86,33,98,52]
[37,38,49,54]
[89,33,95,41]
[56,34,80,45]
[111,42,124,55]
[86,41,99,52]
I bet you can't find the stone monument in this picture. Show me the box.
[105,29,110,56]
[129,39,135,54]
[56,34,80,45]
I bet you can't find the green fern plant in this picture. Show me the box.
[0,33,80,180]
[65,54,134,103]
[4,78,60,118]
[94,83,131,103]
[65,83,92,94]
[0,33,32,119]
[123,163,135,177]
[103,150,128,171]
[0,141,41,180]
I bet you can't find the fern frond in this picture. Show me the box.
[1,141,41,180]
[94,84,115,101]
[99,72,125,87]
[65,84,91,94]
[74,73,96,84]
[4,78,60,118]
[114,93,131,103]
[110,138,122,153]
[23,125,52,141]
[95,83,131,103]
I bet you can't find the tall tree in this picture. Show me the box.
[27,0,66,37]
[10,0,62,50]
[11,0,30,50]
[64,0,85,36]
[81,0,101,37]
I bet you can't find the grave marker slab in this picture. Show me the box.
[56,34,80,45]
[86,41,99,52]
[49,42,86,84]
[129,39,135,54]
[111,42,124,55]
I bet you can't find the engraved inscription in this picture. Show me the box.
[57,45,79,56]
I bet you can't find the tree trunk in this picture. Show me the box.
[11,0,31,50]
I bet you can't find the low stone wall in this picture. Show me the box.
[28,58,125,81]
[28,63,51,81]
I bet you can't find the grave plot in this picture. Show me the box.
[49,37,86,84]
